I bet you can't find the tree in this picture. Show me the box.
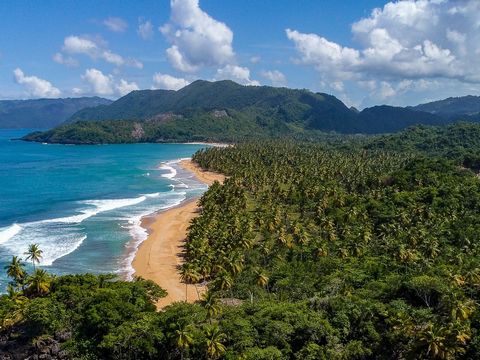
[4,256,26,288]
[201,291,221,322]
[204,324,226,359]
[24,243,43,270]
[169,321,194,360]
[28,268,51,295]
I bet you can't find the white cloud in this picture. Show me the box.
[52,52,79,67]
[82,68,114,95]
[103,17,128,33]
[61,35,143,68]
[72,87,83,95]
[13,68,61,98]
[286,0,480,98]
[160,0,235,72]
[215,65,259,86]
[260,70,287,87]
[116,79,139,96]
[138,19,154,40]
[81,68,139,96]
[152,73,190,90]
[250,56,261,64]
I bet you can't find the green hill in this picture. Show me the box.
[365,122,480,170]
[411,95,480,117]
[22,81,480,144]
[0,97,112,129]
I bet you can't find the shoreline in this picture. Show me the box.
[132,159,225,308]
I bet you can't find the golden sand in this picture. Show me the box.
[132,159,225,309]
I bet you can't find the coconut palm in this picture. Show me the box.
[201,291,221,321]
[179,264,200,302]
[204,324,226,359]
[27,268,51,295]
[4,256,26,287]
[24,243,43,270]
[169,321,193,360]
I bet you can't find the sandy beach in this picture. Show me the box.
[132,159,225,308]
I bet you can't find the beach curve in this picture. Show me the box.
[132,159,225,309]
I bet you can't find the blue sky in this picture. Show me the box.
[1,0,480,108]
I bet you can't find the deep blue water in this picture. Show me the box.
[0,129,208,290]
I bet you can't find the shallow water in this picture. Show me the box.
[0,129,208,290]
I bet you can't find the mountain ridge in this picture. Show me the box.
[21,80,480,144]
[0,97,112,129]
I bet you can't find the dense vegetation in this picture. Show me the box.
[4,123,480,359]
[366,122,480,170]
[0,97,111,129]
[22,80,480,144]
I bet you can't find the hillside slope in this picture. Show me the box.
[0,97,112,129]
[23,81,478,144]
[411,95,480,117]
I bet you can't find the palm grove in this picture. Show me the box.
[3,123,480,359]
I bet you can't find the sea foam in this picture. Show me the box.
[159,162,178,179]
[0,224,22,245]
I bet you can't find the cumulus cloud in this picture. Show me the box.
[82,68,114,95]
[103,17,128,33]
[116,79,139,95]
[152,73,190,90]
[52,52,79,67]
[260,70,287,87]
[286,0,480,102]
[160,0,235,72]
[13,68,61,98]
[138,19,154,40]
[215,65,259,86]
[81,68,139,96]
[60,35,143,68]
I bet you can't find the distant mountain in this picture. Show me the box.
[0,97,112,129]
[357,105,445,133]
[411,95,480,117]
[23,81,479,144]
[68,80,359,132]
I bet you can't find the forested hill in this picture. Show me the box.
[411,95,480,117]
[22,80,462,144]
[0,97,112,129]
[365,122,480,170]
[67,80,357,131]
[20,81,480,144]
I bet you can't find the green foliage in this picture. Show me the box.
[6,123,480,358]
[366,122,480,170]
[24,80,480,144]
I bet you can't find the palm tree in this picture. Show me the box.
[205,324,226,359]
[4,256,26,287]
[24,243,43,270]
[169,321,194,360]
[28,268,51,295]
[255,269,269,289]
[180,264,200,302]
[1,285,28,328]
[417,323,448,359]
[201,291,221,321]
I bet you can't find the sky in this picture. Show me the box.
[1,0,480,108]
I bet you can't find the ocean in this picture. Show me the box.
[0,129,208,290]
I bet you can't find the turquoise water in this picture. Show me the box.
[0,129,208,290]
